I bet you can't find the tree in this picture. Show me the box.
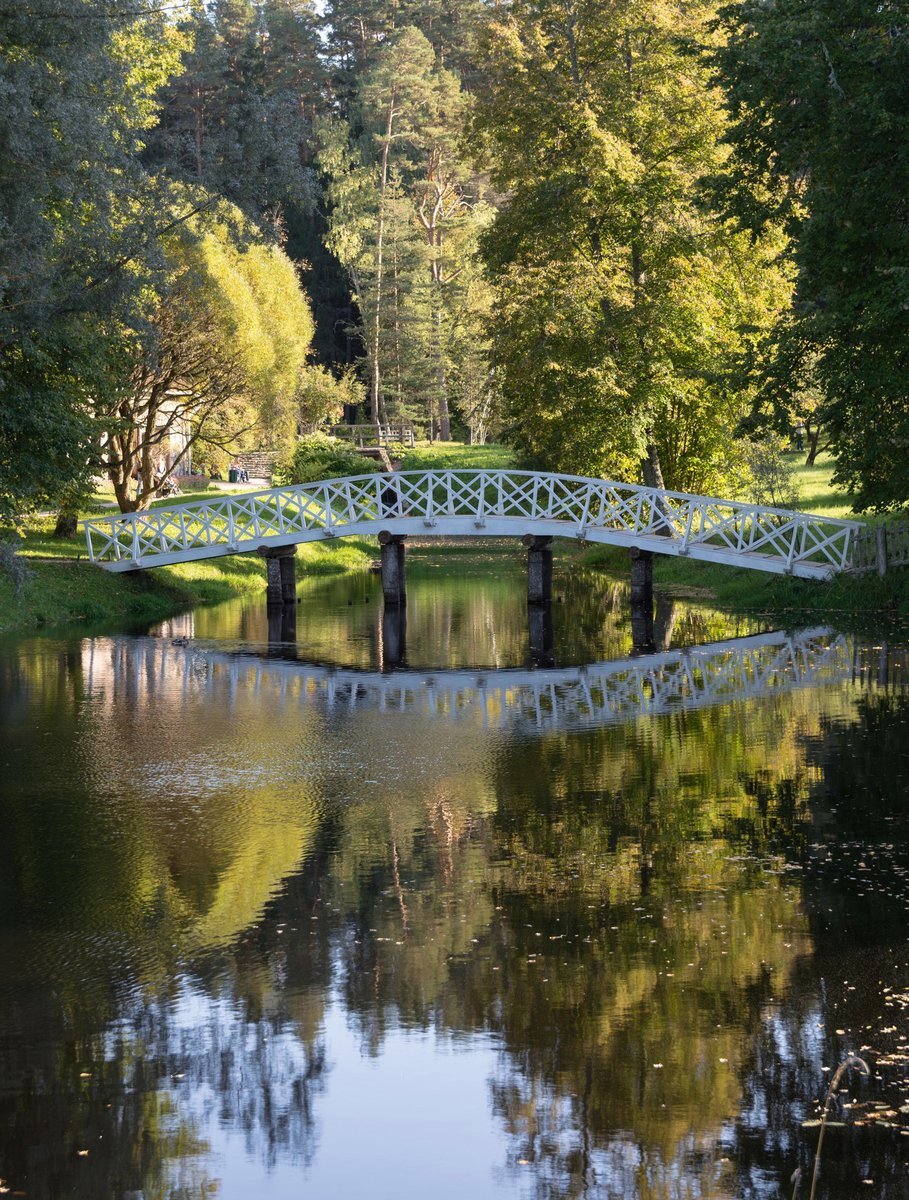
[470,0,789,494]
[318,27,437,424]
[101,202,315,511]
[0,0,186,523]
[711,1,909,510]
[144,0,321,231]
[319,25,495,438]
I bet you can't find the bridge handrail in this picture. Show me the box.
[82,469,862,577]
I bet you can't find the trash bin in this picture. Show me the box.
[228,468,239,483]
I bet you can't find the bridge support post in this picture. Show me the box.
[629,547,655,654]
[260,545,297,606]
[267,603,297,647]
[378,531,406,606]
[523,535,553,605]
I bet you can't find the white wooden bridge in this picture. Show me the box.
[83,470,860,580]
[89,628,850,734]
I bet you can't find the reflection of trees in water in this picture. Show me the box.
[3,642,909,1197]
[0,977,328,1200]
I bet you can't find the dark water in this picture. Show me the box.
[1,548,909,1199]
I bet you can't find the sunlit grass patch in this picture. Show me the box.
[398,441,518,472]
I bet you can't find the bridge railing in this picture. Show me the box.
[83,469,860,575]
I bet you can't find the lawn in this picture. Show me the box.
[789,452,856,520]
[398,441,518,472]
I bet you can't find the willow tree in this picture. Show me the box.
[102,201,315,512]
[470,0,788,494]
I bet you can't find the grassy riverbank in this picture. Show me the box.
[0,510,374,636]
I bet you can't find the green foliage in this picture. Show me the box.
[741,435,800,509]
[103,197,315,511]
[0,0,186,521]
[144,0,322,228]
[318,25,499,439]
[711,2,909,510]
[470,0,789,493]
[298,364,364,430]
[274,433,384,486]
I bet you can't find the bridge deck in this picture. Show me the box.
[83,470,860,579]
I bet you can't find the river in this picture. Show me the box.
[1,546,908,1199]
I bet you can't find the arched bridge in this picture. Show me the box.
[83,469,860,580]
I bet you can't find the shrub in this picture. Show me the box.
[273,434,384,486]
[743,436,800,509]
[0,541,31,597]
[298,364,364,431]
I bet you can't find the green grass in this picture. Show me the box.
[788,452,856,519]
[398,441,518,472]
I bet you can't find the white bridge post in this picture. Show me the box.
[378,530,407,606]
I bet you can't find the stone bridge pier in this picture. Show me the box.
[260,545,297,606]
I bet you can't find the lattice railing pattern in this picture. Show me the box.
[85,629,850,734]
[83,470,860,578]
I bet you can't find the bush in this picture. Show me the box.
[743,436,800,509]
[273,434,384,486]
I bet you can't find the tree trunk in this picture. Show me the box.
[53,510,78,539]
[805,422,822,466]
[435,303,451,441]
[641,434,674,536]
[641,437,666,491]
[369,92,396,426]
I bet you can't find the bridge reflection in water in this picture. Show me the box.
[82,627,865,736]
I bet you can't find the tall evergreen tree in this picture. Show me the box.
[145,0,321,229]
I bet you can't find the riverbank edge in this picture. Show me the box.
[0,538,377,637]
[573,542,909,622]
[5,532,903,641]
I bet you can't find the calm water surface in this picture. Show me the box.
[1,548,908,1199]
